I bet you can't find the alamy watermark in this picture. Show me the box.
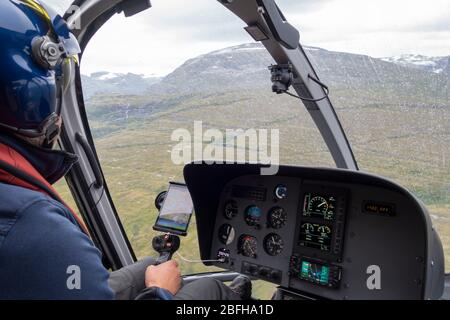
[366,265,381,290]
[66,265,81,290]
[65,5,82,30]
[171,121,280,175]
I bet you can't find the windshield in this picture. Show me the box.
[68,0,449,294]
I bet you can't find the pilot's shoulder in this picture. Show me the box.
[0,183,79,239]
[0,184,114,299]
[0,183,49,217]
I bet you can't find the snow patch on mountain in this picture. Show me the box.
[81,43,449,98]
[381,54,450,74]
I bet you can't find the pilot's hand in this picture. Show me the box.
[145,260,181,295]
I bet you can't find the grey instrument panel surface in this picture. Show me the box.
[209,174,427,299]
[212,176,300,288]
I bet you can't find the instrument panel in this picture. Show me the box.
[184,164,445,300]
[213,176,301,285]
[211,176,350,289]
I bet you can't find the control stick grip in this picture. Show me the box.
[152,234,181,264]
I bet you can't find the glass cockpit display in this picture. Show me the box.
[300,260,330,285]
[299,222,332,252]
[153,182,194,236]
[293,258,342,288]
[303,193,336,221]
[294,187,347,262]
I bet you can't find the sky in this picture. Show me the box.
[45,0,450,77]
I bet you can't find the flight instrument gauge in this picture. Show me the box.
[268,206,287,229]
[224,200,238,220]
[238,235,258,258]
[303,193,336,221]
[218,224,235,245]
[264,233,284,256]
[244,205,262,227]
[310,196,329,214]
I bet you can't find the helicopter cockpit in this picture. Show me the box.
[183,163,444,299]
[39,0,449,300]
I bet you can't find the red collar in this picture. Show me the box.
[0,143,89,235]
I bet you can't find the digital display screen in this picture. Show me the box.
[303,193,336,221]
[154,183,193,235]
[299,222,332,252]
[300,260,330,285]
[363,202,395,216]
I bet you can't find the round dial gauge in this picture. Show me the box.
[302,222,315,232]
[244,205,262,227]
[238,235,258,258]
[310,196,329,213]
[318,225,331,235]
[224,200,238,220]
[218,224,235,245]
[268,207,287,229]
[264,233,284,256]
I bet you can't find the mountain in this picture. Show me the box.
[381,54,450,74]
[147,43,450,103]
[147,43,273,94]
[81,43,450,103]
[81,71,161,99]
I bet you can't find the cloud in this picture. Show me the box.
[288,0,450,34]
[285,0,450,57]
[277,0,333,12]
[80,0,253,76]
[405,17,450,33]
[43,0,73,14]
[42,0,450,75]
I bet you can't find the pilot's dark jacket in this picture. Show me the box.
[0,133,115,299]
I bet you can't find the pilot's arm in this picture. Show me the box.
[1,197,182,300]
[109,258,181,300]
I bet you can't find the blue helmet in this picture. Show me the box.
[0,0,80,147]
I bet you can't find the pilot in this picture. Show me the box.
[0,0,251,300]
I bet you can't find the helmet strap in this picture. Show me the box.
[40,114,61,149]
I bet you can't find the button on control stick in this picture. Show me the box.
[152,233,180,264]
